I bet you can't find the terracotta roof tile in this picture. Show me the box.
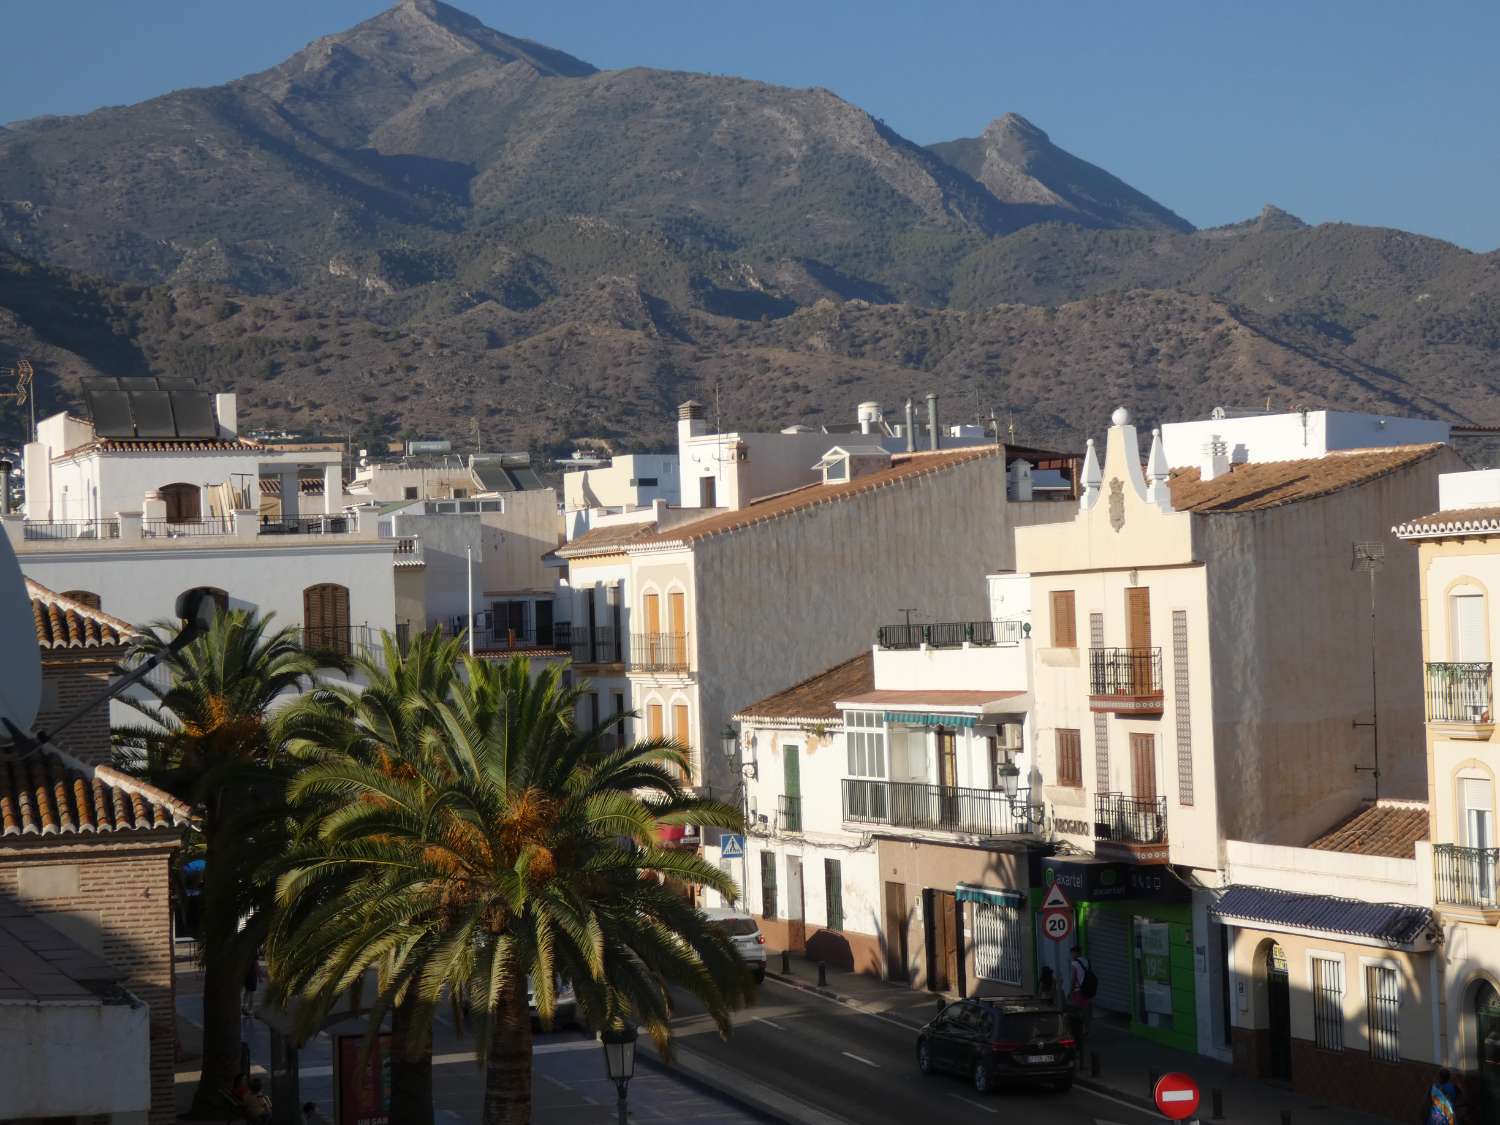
[556,520,661,558]
[69,437,263,456]
[1167,444,1445,514]
[837,689,1026,709]
[0,747,191,839]
[1306,800,1429,859]
[1395,506,1500,538]
[733,654,873,723]
[26,581,138,650]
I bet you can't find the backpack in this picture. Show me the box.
[1080,967,1099,999]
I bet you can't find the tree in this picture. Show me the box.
[271,655,750,1125]
[269,629,467,1125]
[114,609,324,1117]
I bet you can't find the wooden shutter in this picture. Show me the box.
[643,592,660,635]
[1057,729,1082,788]
[647,703,664,741]
[783,744,801,799]
[1130,733,1157,800]
[1126,587,1152,651]
[1051,590,1077,648]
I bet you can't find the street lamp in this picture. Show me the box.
[997,760,1021,799]
[600,1023,638,1125]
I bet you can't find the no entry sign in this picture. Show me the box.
[1153,1072,1200,1120]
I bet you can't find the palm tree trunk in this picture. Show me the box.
[482,975,534,1125]
[391,993,435,1125]
[189,945,250,1116]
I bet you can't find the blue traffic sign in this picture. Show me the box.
[720,833,745,860]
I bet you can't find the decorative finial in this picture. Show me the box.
[1111,406,1130,426]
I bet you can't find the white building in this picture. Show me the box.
[1158,407,1450,469]
[563,453,680,523]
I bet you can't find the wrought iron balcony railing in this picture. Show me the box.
[876,619,1026,650]
[1089,647,1164,697]
[1435,842,1500,909]
[630,632,690,673]
[1426,662,1493,725]
[1094,793,1168,845]
[569,626,621,665]
[842,778,1038,836]
[779,795,803,833]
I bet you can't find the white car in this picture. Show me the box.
[527,974,577,1027]
[704,907,767,982]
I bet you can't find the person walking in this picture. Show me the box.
[1067,944,1096,1065]
[1423,1068,1461,1124]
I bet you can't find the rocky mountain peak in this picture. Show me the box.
[1256,203,1308,231]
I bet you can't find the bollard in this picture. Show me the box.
[780,949,790,974]
[1280,1111,1291,1125]
[1211,1088,1224,1120]
[1148,1070,1160,1098]
[817,961,828,987]
[1089,1051,1100,1078]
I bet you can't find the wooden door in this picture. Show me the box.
[643,592,661,635]
[1126,587,1152,649]
[885,882,909,981]
[303,583,350,656]
[672,703,691,782]
[928,889,957,992]
[1130,732,1158,800]
[936,730,959,826]
[647,703,664,742]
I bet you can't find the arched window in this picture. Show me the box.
[303,583,350,656]
[159,483,202,522]
[62,590,101,611]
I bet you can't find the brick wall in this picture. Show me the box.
[37,654,121,767]
[0,840,179,1125]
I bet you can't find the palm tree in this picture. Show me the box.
[114,608,322,1117]
[271,655,751,1125]
[269,628,466,1125]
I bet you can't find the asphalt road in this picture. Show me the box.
[663,976,1161,1125]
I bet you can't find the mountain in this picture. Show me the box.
[927,113,1194,234]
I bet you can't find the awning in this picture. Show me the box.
[886,711,977,728]
[1212,885,1434,950]
[956,884,1024,906]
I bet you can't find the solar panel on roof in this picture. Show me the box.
[154,377,196,391]
[85,388,136,438]
[131,390,178,438]
[170,390,218,437]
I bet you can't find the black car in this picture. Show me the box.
[916,997,1076,1094]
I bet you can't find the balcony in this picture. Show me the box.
[1094,793,1168,863]
[842,778,1039,837]
[1088,647,1164,714]
[142,517,232,539]
[570,626,622,665]
[22,518,120,541]
[292,624,378,661]
[260,515,353,535]
[876,619,1026,650]
[1435,843,1500,913]
[1426,662,1495,739]
[779,795,803,833]
[630,632,690,674]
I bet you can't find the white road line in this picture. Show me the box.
[761,976,922,1033]
[756,1017,785,1030]
[946,1092,998,1115]
[840,1050,879,1068]
[541,1074,572,1091]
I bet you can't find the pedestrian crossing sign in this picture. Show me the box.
[720,833,745,860]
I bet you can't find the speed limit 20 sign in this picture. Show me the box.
[1041,882,1074,943]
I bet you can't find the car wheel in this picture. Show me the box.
[1052,1073,1074,1093]
[917,1039,935,1076]
[973,1058,994,1095]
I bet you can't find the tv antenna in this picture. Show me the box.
[0,359,35,441]
[1352,542,1385,799]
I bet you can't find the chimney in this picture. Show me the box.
[677,399,709,445]
[904,399,915,453]
[0,460,10,515]
[857,401,882,436]
[1200,435,1230,482]
[926,393,939,451]
[215,393,238,438]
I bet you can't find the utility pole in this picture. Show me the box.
[1353,542,1385,799]
[466,544,476,657]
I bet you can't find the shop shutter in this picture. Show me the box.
[1086,909,1132,1015]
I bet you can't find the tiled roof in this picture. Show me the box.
[1167,444,1445,514]
[1307,800,1429,859]
[556,520,662,558]
[733,654,873,723]
[837,689,1026,710]
[1394,506,1500,539]
[1212,885,1433,948]
[27,580,137,650]
[62,437,263,457]
[637,446,1002,546]
[0,746,191,837]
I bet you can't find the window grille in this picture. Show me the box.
[1366,964,1399,1062]
[824,859,844,931]
[973,900,1023,985]
[1312,956,1344,1051]
[760,851,778,918]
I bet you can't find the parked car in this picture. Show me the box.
[916,997,1076,1094]
[703,906,767,982]
[527,973,577,1028]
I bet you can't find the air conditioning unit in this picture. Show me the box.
[1000,723,1024,750]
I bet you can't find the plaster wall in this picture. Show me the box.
[481,489,561,595]
[0,999,151,1118]
[1224,839,1424,903]
[1160,412,1449,468]
[871,640,1030,693]
[564,455,680,511]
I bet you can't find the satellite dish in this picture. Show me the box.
[0,529,42,739]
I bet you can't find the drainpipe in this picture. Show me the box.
[0,461,10,515]
[926,393,940,451]
[904,400,915,453]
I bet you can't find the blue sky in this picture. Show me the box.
[3,1,1496,250]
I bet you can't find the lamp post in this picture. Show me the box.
[722,724,753,898]
[600,1023,638,1125]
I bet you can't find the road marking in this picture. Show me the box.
[840,1050,879,1068]
[756,1017,785,1030]
[541,1074,572,1091]
[762,975,922,1033]
[946,1093,997,1115]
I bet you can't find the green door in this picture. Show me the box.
[783,746,802,831]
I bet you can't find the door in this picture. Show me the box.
[928,889,958,992]
[672,704,691,782]
[700,477,717,507]
[642,592,661,663]
[786,856,806,953]
[885,882,910,982]
[1266,942,1293,1082]
[936,729,959,827]
[303,583,351,656]
[1131,733,1158,798]
[1085,908,1132,1015]
[1475,983,1500,1121]
[534,600,553,647]
[783,745,802,831]
[668,590,687,666]
[1463,777,1496,904]
[647,703,664,743]
[160,482,201,522]
[1126,586,1152,691]
[928,1002,967,1071]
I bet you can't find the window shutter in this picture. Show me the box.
[1051,590,1077,648]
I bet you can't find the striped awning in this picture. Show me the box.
[956,884,1024,906]
[885,711,977,728]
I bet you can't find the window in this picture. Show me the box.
[303,583,351,655]
[159,482,201,522]
[824,859,844,931]
[1365,964,1399,1062]
[1452,592,1487,662]
[824,457,848,482]
[760,851,778,918]
[845,710,887,777]
[1056,728,1083,788]
[1050,590,1077,648]
[973,899,1023,984]
[404,486,419,500]
[630,477,659,487]
[62,590,101,610]
[1311,956,1344,1051]
[453,488,469,499]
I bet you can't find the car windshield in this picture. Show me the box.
[713,918,761,937]
[998,1011,1068,1041]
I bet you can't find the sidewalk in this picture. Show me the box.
[764,951,1398,1125]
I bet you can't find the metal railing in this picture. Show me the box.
[630,632,690,673]
[1089,647,1164,696]
[842,778,1036,836]
[1094,793,1168,844]
[1426,662,1493,724]
[876,619,1026,650]
[141,517,232,538]
[779,795,803,833]
[260,515,352,535]
[1435,842,1500,909]
[292,624,376,659]
[570,626,622,664]
[23,518,120,541]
